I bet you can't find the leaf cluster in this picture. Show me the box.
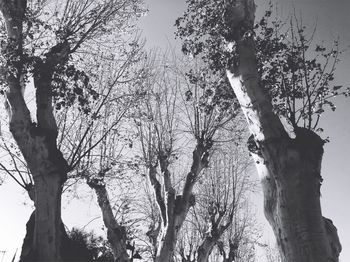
[176,0,237,72]
[255,6,346,130]
[51,63,99,114]
[176,1,348,132]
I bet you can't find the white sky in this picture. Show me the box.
[0,0,349,261]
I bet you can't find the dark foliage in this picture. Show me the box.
[66,228,114,262]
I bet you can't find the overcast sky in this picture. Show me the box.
[0,0,349,261]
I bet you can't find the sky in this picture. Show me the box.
[0,0,349,261]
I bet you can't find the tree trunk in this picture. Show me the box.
[196,238,216,262]
[7,97,69,262]
[32,173,65,262]
[155,191,194,262]
[0,1,71,260]
[20,210,72,262]
[156,225,177,262]
[18,148,68,262]
[155,194,197,262]
[196,214,228,262]
[87,177,129,262]
[252,129,341,262]
[150,139,210,262]
[5,66,69,261]
[223,1,341,261]
[20,171,70,262]
[155,149,204,262]
[155,190,178,262]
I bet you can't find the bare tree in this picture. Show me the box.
[57,34,146,261]
[134,52,237,262]
[176,130,258,262]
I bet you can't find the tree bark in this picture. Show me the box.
[0,1,70,260]
[196,219,230,262]
[32,174,65,261]
[87,175,129,262]
[155,197,193,262]
[155,188,178,262]
[196,237,217,262]
[20,210,74,262]
[248,129,342,262]
[14,123,68,262]
[223,1,341,261]
[7,61,69,262]
[155,192,196,261]
[154,141,209,262]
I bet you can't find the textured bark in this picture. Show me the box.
[153,190,196,262]
[196,238,217,262]
[87,175,129,262]
[155,192,196,261]
[223,1,341,261]
[250,130,342,262]
[0,1,69,261]
[20,212,36,261]
[31,174,65,262]
[155,188,178,262]
[20,211,73,262]
[15,76,68,261]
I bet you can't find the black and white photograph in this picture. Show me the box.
[0,0,349,261]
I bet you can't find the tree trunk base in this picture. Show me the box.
[20,211,73,262]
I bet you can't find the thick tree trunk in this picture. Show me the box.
[20,210,72,262]
[0,1,71,260]
[223,1,341,261]
[254,129,341,262]
[14,81,69,261]
[5,61,69,262]
[32,173,65,262]
[196,238,216,262]
[156,225,177,262]
[8,108,69,262]
[87,176,129,262]
[156,217,184,262]
[155,191,195,262]
[19,150,68,262]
